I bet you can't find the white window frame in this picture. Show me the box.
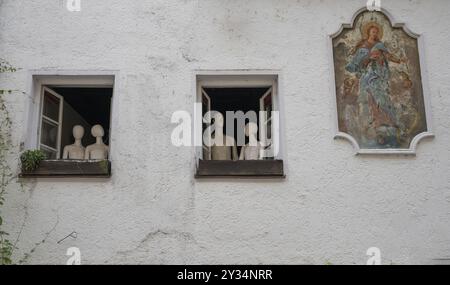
[259,87,273,151]
[23,71,119,161]
[38,86,64,159]
[194,71,286,166]
[201,88,212,160]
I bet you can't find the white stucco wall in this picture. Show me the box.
[0,0,449,265]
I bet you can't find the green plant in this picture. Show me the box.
[1,59,42,264]
[0,58,16,264]
[0,230,13,265]
[0,58,18,96]
[0,59,16,73]
[20,150,46,172]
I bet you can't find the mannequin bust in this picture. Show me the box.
[239,122,262,160]
[63,125,86,160]
[84,124,109,160]
[210,113,238,161]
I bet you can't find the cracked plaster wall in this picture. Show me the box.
[0,0,449,264]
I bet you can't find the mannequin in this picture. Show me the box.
[239,122,263,160]
[62,125,86,160]
[84,124,109,160]
[210,113,238,161]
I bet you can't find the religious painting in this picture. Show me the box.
[331,9,433,153]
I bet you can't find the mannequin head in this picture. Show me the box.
[84,124,109,160]
[245,122,258,146]
[214,112,224,128]
[245,122,258,137]
[91,124,104,138]
[72,125,84,140]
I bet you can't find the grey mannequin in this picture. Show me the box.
[239,122,262,160]
[84,124,109,160]
[63,125,86,160]
[210,113,238,161]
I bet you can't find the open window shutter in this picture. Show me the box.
[259,87,273,159]
[39,87,64,159]
[201,88,212,160]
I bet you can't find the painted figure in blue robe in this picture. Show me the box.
[345,22,404,148]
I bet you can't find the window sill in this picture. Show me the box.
[20,160,111,178]
[195,159,285,178]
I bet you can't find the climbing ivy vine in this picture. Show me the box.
[0,58,17,265]
[0,59,52,265]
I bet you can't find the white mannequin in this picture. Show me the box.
[239,122,262,160]
[63,125,86,160]
[211,113,238,161]
[84,124,109,160]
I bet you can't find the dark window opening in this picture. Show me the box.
[41,87,112,159]
[203,87,270,155]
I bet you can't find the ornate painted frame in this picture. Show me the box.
[329,7,434,155]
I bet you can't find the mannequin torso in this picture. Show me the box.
[206,113,238,161]
[62,125,86,160]
[85,139,109,160]
[211,134,238,160]
[239,142,262,160]
[238,122,262,160]
[63,144,86,160]
[84,125,109,160]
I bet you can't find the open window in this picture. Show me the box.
[195,74,284,178]
[39,87,64,159]
[202,89,212,160]
[259,87,272,153]
[21,75,115,178]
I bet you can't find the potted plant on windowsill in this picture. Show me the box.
[20,150,46,173]
[19,150,111,178]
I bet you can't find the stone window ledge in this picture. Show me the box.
[195,160,285,178]
[20,160,111,178]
